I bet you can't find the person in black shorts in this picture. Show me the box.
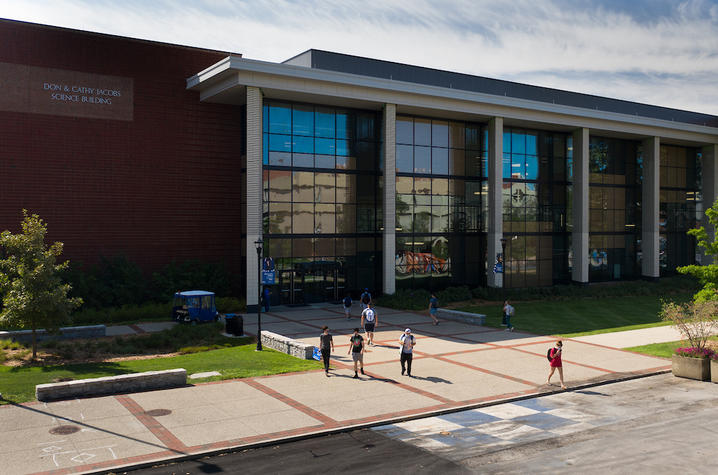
[347,328,365,378]
[319,326,335,376]
[361,302,378,346]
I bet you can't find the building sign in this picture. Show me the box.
[0,62,133,121]
[262,257,275,285]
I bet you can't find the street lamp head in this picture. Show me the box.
[254,238,263,249]
[500,237,507,246]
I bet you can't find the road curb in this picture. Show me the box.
[87,369,671,474]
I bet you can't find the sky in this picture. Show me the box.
[2,0,717,115]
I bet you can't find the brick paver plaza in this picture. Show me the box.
[0,306,670,474]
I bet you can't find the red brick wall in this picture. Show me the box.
[0,20,245,286]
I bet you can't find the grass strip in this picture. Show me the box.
[0,344,321,404]
[457,294,690,337]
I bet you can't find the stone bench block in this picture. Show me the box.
[436,309,486,326]
[36,368,187,401]
[261,330,315,360]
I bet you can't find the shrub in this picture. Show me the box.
[216,297,245,313]
[71,302,172,326]
[661,300,718,350]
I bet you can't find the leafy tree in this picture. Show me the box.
[678,198,718,302]
[0,211,82,359]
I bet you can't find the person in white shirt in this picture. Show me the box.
[361,302,378,346]
[399,328,416,376]
[503,300,515,332]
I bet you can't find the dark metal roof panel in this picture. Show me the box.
[284,49,718,128]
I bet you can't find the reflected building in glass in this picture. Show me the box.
[186,49,718,309]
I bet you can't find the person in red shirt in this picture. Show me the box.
[547,340,567,390]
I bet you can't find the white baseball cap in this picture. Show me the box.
[404,328,411,333]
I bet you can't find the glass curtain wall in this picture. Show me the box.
[501,127,571,288]
[262,101,382,303]
[588,137,641,281]
[659,145,701,274]
[395,116,485,289]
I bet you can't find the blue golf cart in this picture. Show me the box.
[172,290,219,324]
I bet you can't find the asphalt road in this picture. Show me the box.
[120,374,718,475]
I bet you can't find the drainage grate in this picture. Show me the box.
[50,425,81,435]
[145,409,172,417]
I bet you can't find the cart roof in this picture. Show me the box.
[176,290,215,297]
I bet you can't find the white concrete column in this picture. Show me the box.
[642,136,660,279]
[487,117,503,288]
[246,86,263,309]
[382,104,397,295]
[572,128,589,283]
[701,144,718,264]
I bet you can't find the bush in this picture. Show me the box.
[216,297,245,313]
[71,302,172,326]
[64,256,240,310]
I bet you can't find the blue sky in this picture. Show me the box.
[2,0,717,115]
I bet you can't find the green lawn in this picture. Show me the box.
[0,344,322,404]
[625,340,687,359]
[627,336,718,359]
[457,294,691,337]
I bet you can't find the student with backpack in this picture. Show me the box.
[360,288,371,310]
[547,340,566,389]
[343,294,352,320]
[361,302,378,346]
[399,328,416,376]
[503,300,515,332]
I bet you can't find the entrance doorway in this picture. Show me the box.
[279,270,305,306]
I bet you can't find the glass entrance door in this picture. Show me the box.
[279,270,305,305]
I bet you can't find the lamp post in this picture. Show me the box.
[255,239,263,351]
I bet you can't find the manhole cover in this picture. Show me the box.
[50,425,81,435]
[145,409,172,417]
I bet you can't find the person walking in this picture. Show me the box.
[262,287,271,312]
[319,326,335,376]
[360,288,372,310]
[547,340,566,389]
[361,302,378,346]
[399,328,416,376]
[428,294,440,326]
[503,300,514,332]
[343,294,353,320]
[348,328,365,378]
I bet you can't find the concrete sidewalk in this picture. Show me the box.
[0,306,672,475]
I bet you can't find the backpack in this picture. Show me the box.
[546,348,553,362]
[343,296,352,307]
[361,293,370,304]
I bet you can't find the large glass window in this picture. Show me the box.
[659,145,701,274]
[263,101,382,301]
[588,137,641,282]
[502,128,571,288]
[395,115,486,290]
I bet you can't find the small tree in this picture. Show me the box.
[0,211,82,359]
[661,300,718,351]
[678,198,718,302]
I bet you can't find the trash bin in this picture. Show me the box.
[224,313,243,336]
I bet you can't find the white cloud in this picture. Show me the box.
[1,0,717,114]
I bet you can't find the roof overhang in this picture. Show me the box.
[187,55,718,147]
